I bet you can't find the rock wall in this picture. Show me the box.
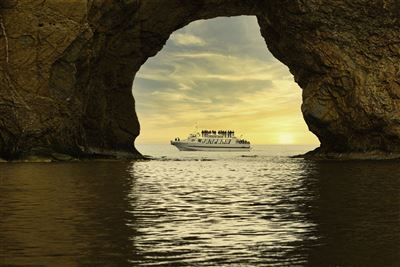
[0,0,399,160]
[258,0,400,155]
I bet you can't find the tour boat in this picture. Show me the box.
[171,130,251,151]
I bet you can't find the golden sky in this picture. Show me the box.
[133,16,319,145]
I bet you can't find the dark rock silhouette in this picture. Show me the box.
[0,0,399,160]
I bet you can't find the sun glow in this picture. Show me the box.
[278,133,295,145]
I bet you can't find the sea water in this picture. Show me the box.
[1,145,399,266]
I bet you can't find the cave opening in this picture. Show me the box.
[132,16,318,154]
[2,2,398,161]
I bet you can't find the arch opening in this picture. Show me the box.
[1,1,399,160]
[132,16,319,152]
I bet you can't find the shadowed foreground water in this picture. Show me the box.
[1,145,399,266]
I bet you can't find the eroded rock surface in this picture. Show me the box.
[0,0,399,160]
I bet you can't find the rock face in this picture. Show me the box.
[0,0,399,160]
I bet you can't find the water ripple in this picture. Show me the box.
[1,145,399,266]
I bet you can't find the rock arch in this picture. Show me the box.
[0,0,399,160]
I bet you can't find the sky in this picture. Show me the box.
[132,16,319,145]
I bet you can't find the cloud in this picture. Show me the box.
[170,33,206,46]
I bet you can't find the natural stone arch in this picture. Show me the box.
[0,0,399,160]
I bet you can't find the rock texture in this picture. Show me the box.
[0,0,399,160]
[258,0,400,157]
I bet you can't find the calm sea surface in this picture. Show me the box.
[1,145,399,266]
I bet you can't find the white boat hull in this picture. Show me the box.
[171,141,250,151]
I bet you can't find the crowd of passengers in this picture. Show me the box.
[201,130,235,137]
